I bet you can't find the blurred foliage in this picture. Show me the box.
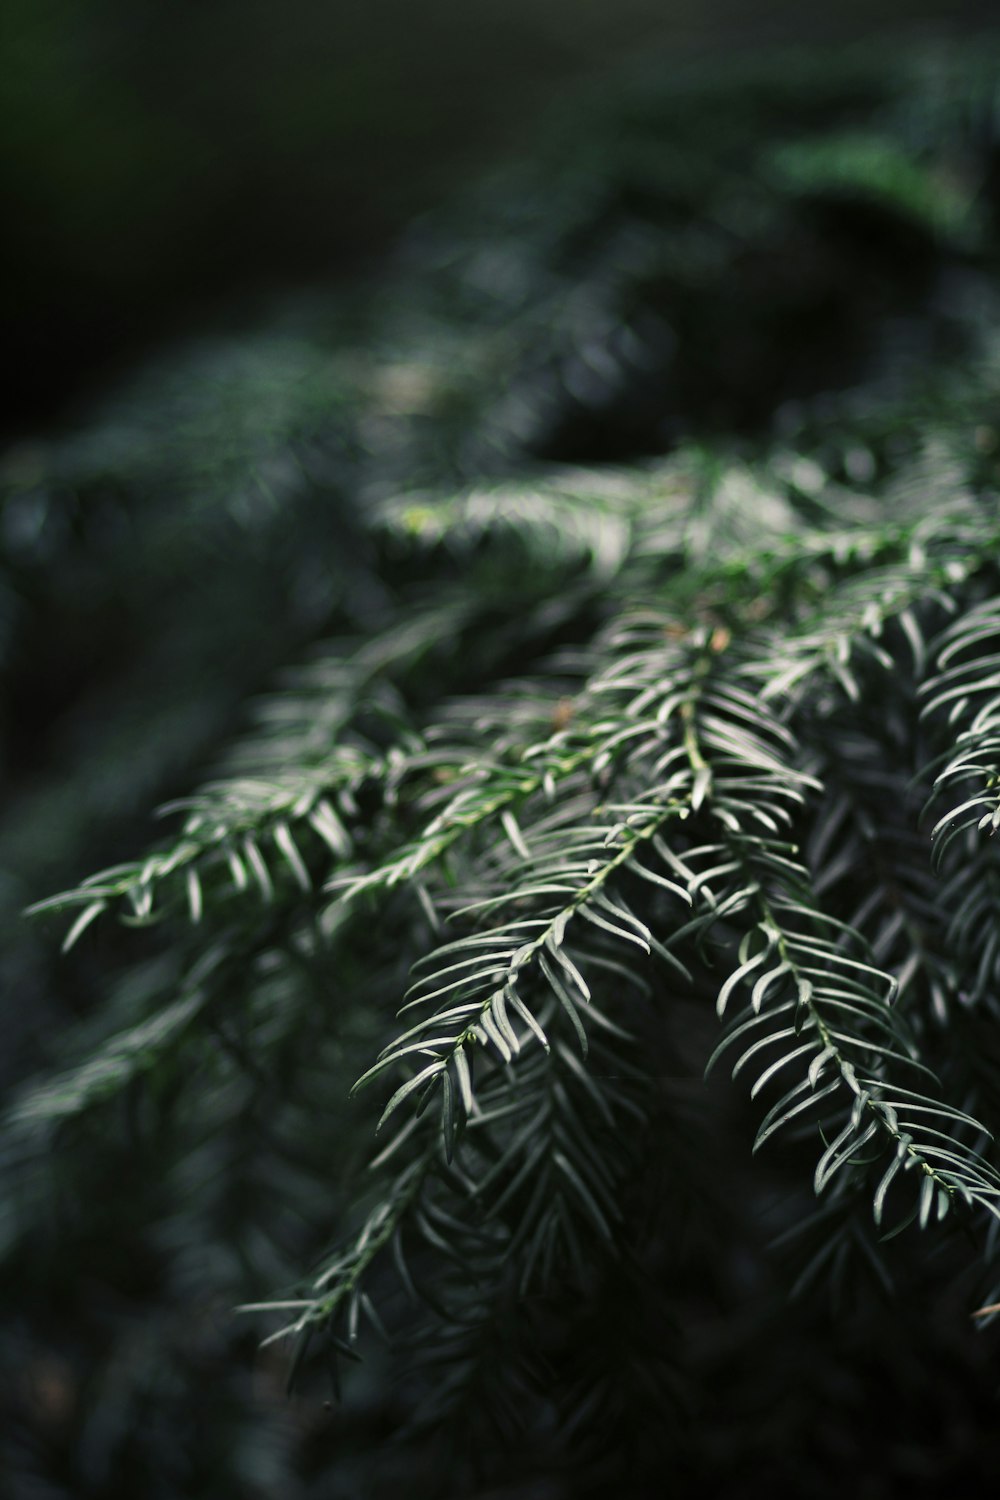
[5,34,1000,1499]
[3,0,997,427]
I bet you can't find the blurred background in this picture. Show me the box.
[3,0,998,434]
[5,3,1000,1497]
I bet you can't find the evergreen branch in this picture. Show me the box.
[684,684,1000,1231]
[24,595,482,942]
[344,631,754,1140]
[16,46,1000,1477]
[743,510,999,706]
[250,999,643,1361]
[26,755,367,941]
[348,791,690,1136]
[921,595,1000,865]
[375,476,639,582]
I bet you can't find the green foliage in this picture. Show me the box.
[6,38,1000,1499]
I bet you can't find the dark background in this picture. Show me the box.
[4,0,998,436]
